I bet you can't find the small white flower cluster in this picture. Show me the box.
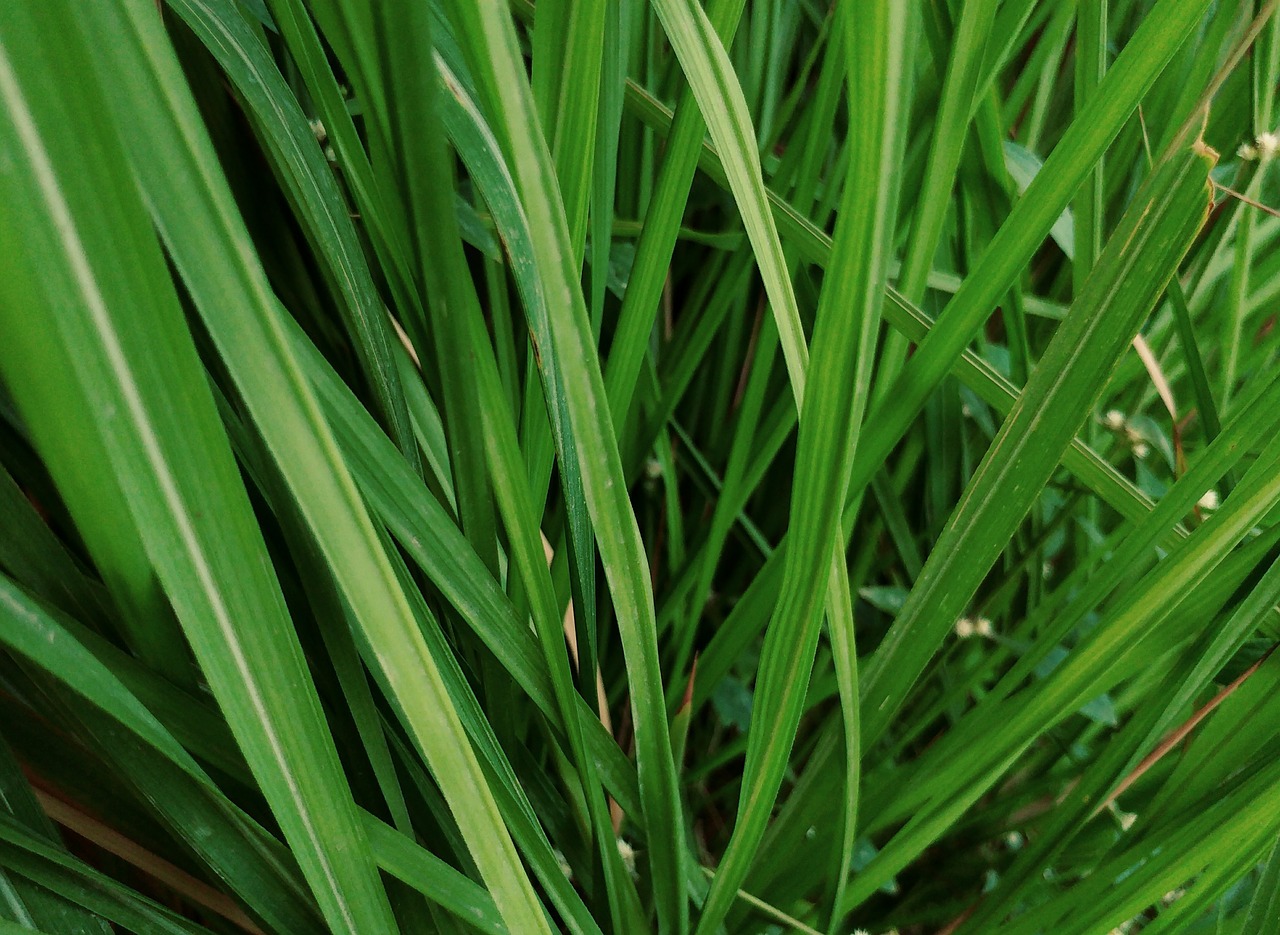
[1100,409,1149,459]
[1102,409,1126,431]
[1108,801,1137,832]
[309,118,337,162]
[1198,489,1220,511]
[617,838,639,881]
[1238,130,1280,161]
[954,616,994,639]
[558,840,639,881]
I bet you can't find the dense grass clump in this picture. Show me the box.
[3,1,1280,932]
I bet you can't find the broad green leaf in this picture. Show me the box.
[0,7,395,930]
[63,2,555,931]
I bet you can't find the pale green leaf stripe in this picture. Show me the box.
[368,4,632,921]
[692,5,908,933]
[512,0,606,722]
[75,2,553,932]
[0,7,389,930]
[373,544,606,935]
[430,12,606,728]
[861,129,1216,744]
[464,310,640,931]
[433,50,607,767]
[295,323,643,816]
[217,363,591,927]
[0,922,55,935]
[821,562,860,930]
[448,4,686,931]
[1074,0,1108,288]
[647,0,808,398]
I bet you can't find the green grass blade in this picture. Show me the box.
[363,816,508,935]
[692,5,909,932]
[67,3,557,931]
[0,815,211,935]
[846,0,1215,520]
[1244,835,1280,933]
[0,735,111,935]
[861,124,1215,743]
[447,5,686,930]
[646,0,808,399]
[603,0,746,427]
[0,7,396,928]
[164,0,421,472]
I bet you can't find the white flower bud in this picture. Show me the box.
[617,839,638,880]
[1258,131,1279,159]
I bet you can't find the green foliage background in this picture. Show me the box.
[1,1,1279,933]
